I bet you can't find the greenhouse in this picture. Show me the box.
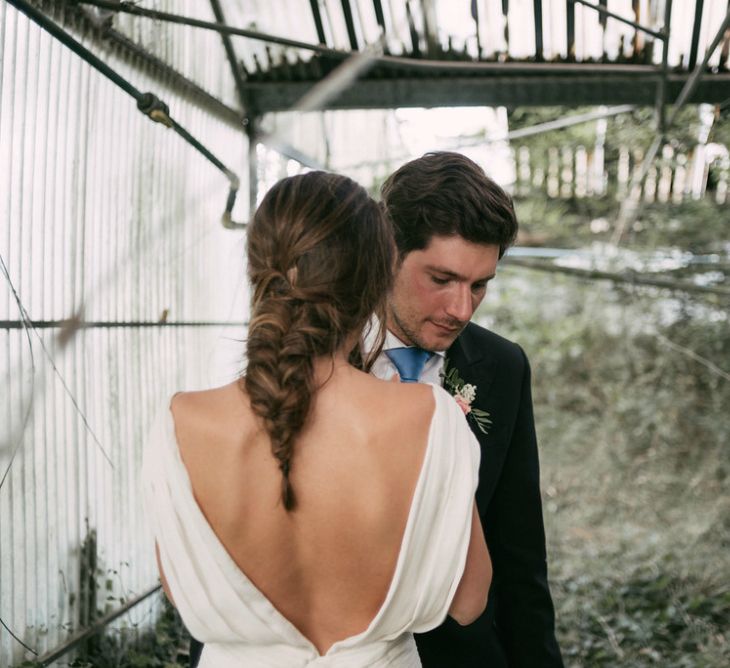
[1,1,729,666]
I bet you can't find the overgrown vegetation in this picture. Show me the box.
[15,596,190,668]
[65,598,190,668]
[484,270,730,667]
[515,197,730,253]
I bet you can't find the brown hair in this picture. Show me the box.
[244,172,394,511]
[380,151,518,259]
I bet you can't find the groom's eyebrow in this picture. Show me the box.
[426,265,496,282]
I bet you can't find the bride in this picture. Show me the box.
[143,171,491,666]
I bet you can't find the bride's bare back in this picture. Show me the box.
[170,367,435,655]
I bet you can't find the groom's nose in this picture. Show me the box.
[444,285,474,323]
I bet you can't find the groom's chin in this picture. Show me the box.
[420,323,463,352]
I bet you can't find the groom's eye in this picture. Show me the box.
[472,282,487,293]
[430,275,450,285]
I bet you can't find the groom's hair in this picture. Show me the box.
[380,151,518,259]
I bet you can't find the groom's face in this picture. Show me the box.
[387,235,500,352]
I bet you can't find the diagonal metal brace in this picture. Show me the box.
[136,92,173,127]
[7,0,247,229]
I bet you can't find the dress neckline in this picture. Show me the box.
[163,383,442,658]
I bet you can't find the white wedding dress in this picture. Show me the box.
[142,384,480,667]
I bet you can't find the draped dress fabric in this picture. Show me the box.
[142,384,480,667]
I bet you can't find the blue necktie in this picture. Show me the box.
[385,347,433,383]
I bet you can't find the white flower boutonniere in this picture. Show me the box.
[441,360,492,435]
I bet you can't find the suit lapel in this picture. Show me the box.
[445,325,498,402]
[445,325,506,508]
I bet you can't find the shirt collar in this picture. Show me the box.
[381,325,446,358]
[363,316,447,358]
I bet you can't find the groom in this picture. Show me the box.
[376,152,563,667]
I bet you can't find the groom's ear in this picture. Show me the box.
[392,248,405,274]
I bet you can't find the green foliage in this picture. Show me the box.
[13,596,188,668]
[708,109,730,147]
[482,269,730,666]
[514,197,618,248]
[607,107,702,154]
[556,570,730,666]
[626,199,730,253]
[508,104,730,254]
[514,182,729,253]
[71,597,188,668]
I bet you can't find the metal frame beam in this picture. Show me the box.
[310,0,328,45]
[613,7,730,244]
[340,0,360,50]
[77,0,351,56]
[570,0,666,40]
[631,0,640,53]
[533,0,543,60]
[668,8,730,125]
[502,0,510,49]
[74,5,242,127]
[598,0,608,28]
[688,0,705,70]
[372,0,387,35]
[405,0,421,56]
[209,0,266,221]
[208,0,250,115]
[244,71,730,112]
[655,0,673,135]
[567,0,576,59]
[8,0,247,229]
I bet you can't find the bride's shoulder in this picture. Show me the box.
[170,382,251,435]
[171,381,243,409]
[365,376,437,422]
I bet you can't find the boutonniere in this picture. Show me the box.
[440,360,492,435]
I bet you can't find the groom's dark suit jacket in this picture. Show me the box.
[414,322,563,667]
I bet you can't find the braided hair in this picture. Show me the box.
[244,172,394,510]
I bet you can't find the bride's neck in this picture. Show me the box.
[312,349,355,387]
